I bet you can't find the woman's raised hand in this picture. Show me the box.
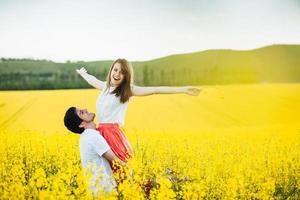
[76,67,87,75]
[185,87,201,96]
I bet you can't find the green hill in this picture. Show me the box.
[0,44,299,90]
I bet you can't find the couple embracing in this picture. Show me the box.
[64,58,200,196]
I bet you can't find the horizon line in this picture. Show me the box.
[1,43,299,63]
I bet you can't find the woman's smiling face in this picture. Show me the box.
[110,62,124,87]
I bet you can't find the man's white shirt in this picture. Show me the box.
[80,129,116,195]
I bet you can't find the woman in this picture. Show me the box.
[76,58,201,163]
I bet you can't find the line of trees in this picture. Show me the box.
[0,65,260,90]
[3,43,299,90]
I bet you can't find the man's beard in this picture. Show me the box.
[91,113,95,121]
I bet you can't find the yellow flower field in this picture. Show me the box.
[0,83,300,199]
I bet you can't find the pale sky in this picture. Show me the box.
[0,0,300,62]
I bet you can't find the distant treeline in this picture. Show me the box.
[1,44,300,90]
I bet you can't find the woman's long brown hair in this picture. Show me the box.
[105,58,134,103]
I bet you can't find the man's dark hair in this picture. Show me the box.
[64,107,84,134]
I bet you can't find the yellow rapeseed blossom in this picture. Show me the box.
[0,84,300,199]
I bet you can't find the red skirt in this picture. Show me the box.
[97,123,133,163]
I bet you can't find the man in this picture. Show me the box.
[64,107,120,196]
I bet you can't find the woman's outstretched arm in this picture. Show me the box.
[132,85,201,96]
[76,67,106,90]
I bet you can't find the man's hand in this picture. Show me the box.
[76,67,87,75]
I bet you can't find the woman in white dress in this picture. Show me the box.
[76,58,201,164]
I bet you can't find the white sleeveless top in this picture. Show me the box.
[96,85,131,126]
